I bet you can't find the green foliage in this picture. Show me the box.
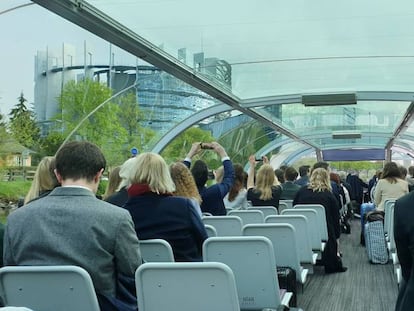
[57,79,130,165]
[40,131,66,156]
[217,120,273,165]
[8,92,40,150]
[0,181,31,202]
[161,127,215,164]
[329,161,383,172]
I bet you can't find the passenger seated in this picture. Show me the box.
[280,166,301,200]
[123,152,208,262]
[183,142,234,215]
[3,141,142,310]
[293,168,347,274]
[247,155,282,210]
[223,163,248,210]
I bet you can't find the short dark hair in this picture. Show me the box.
[298,165,310,177]
[55,141,106,182]
[313,161,329,171]
[191,160,208,188]
[284,166,298,182]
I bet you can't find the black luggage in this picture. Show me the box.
[277,266,297,307]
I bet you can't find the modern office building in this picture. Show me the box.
[34,44,232,135]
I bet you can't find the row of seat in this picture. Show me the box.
[0,253,294,311]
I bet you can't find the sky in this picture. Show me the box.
[0,1,136,118]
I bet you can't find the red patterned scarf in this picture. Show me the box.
[127,183,172,197]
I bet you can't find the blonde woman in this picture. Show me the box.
[170,162,203,217]
[293,167,347,274]
[24,156,59,205]
[246,155,282,209]
[123,153,208,262]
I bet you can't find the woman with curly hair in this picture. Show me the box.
[246,155,282,210]
[293,167,347,274]
[170,162,203,217]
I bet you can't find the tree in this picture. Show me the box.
[8,92,40,149]
[161,127,216,165]
[57,79,129,165]
[0,113,8,143]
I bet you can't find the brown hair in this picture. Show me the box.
[228,164,245,202]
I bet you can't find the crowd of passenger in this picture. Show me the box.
[4,140,414,310]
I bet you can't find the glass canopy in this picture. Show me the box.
[24,1,414,162]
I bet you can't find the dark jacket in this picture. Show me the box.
[105,187,128,207]
[123,193,208,262]
[293,187,343,273]
[280,181,301,200]
[247,186,282,209]
[394,192,414,311]
[184,159,234,216]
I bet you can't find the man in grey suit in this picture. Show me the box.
[3,141,142,309]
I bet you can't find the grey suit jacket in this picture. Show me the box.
[3,186,142,297]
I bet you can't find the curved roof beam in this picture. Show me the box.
[385,102,414,150]
[152,104,232,153]
[33,0,320,153]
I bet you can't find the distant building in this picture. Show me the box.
[34,44,232,135]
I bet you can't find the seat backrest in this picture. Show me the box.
[0,266,100,311]
[204,224,218,237]
[293,204,328,241]
[248,206,278,218]
[265,215,314,264]
[279,200,293,210]
[203,236,284,310]
[387,202,396,252]
[140,239,175,262]
[227,210,265,224]
[135,262,240,311]
[384,198,396,235]
[242,223,304,284]
[281,208,321,251]
[202,216,243,236]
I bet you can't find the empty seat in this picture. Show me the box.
[135,262,240,311]
[282,208,325,252]
[293,204,328,242]
[0,265,100,311]
[265,215,317,266]
[204,224,218,237]
[202,216,243,236]
[203,236,292,309]
[140,239,175,262]
[242,223,308,286]
[228,209,265,224]
[248,206,278,218]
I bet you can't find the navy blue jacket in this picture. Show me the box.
[123,193,208,262]
[184,159,234,216]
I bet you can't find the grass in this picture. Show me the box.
[0,181,31,203]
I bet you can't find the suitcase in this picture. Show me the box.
[360,202,375,245]
[364,220,388,264]
[277,266,297,307]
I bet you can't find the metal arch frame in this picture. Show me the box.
[30,0,414,161]
[151,104,232,153]
[32,0,320,153]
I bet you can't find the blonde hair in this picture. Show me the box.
[255,164,276,200]
[24,156,59,204]
[102,166,121,200]
[308,168,332,192]
[170,162,202,204]
[126,152,175,194]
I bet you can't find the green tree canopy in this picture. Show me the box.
[8,92,40,150]
[161,127,218,166]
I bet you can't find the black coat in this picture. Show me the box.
[394,192,414,311]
